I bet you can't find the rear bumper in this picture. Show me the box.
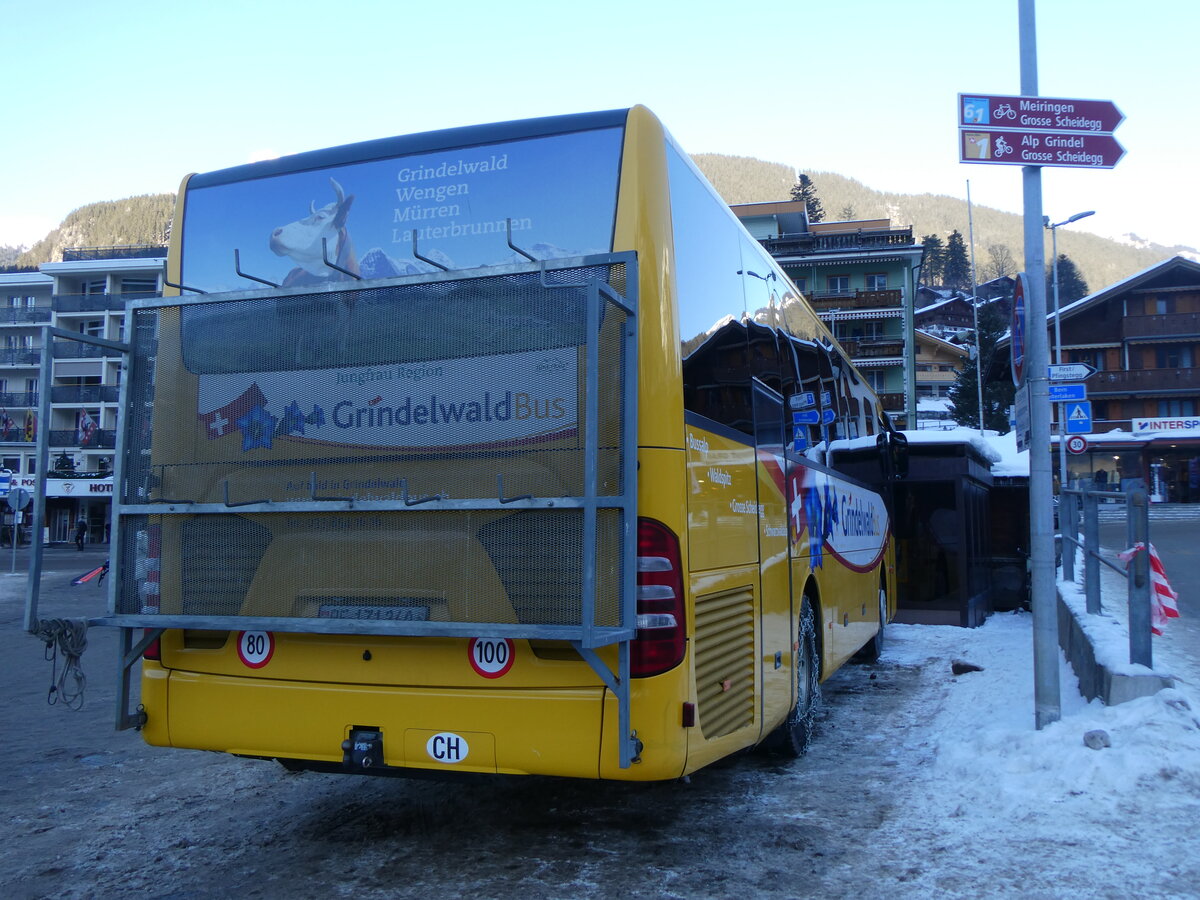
[144,667,607,779]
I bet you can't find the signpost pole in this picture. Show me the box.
[1020,0,1061,729]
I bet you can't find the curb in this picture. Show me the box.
[1056,587,1174,704]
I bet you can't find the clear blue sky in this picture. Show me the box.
[2,0,1196,255]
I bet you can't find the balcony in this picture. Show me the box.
[877,392,906,411]
[0,392,38,408]
[851,338,905,359]
[761,227,915,256]
[53,342,123,360]
[810,289,903,311]
[52,293,132,313]
[0,308,52,325]
[1087,367,1200,395]
[1122,312,1200,341]
[0,348,41,367]
[49,429,116,449]
[61,245,166,262]
[51,385,121,403]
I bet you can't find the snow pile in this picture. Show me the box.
[902,426,1029,476]
[879,612,1200,892]
[887,616,1200,812]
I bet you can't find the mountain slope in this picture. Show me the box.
[692,155,1186,292]
[15,194,174,267]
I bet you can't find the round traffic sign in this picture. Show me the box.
[237,631,275,668]
[7,487,30,511]
[468,637,514,678]
[1066,435,1088,455]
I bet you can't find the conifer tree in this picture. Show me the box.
[790,174,825,223]
[943,230,971,291]
[1046,254,1089,305]
[948,300,1014,432]
[921,234,945,287]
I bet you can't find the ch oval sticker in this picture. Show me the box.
[237,631,275,668]
[468,637,514,678]
[426,732,469,764]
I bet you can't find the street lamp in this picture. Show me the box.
[1044,210,1096,494]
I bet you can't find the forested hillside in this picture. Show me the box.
[11,194,174,267]
[692,155,1187,293]
[6,157,1192,295]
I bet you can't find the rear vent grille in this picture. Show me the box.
[694,586,755,739]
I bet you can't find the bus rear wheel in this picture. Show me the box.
[766,596,820,758]
[861,582,887,662]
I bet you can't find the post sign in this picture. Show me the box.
[958,93,1124,170]
[1011,273,1028,386]
[1048,363,1097,381]
[959,94,1124,133]
[1064,400,1092,434]
[960,129,1124,169]
[1048,383,1086,402]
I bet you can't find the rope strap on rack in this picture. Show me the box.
[32,618,89,709]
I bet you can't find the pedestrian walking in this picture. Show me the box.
[75,516,87,551]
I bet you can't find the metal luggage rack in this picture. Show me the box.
[25,251,641,766]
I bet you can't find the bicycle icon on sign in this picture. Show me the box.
[994,136,1014,157]
[994,103,1017,120]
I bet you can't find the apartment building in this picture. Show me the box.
[0,246,163,542]
[731,202,924,427]
[1052,255,1200,501]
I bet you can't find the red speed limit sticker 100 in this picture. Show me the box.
[237,631,275,668]
[468,637,515,678]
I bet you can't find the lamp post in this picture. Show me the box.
[1044,210,1095,494]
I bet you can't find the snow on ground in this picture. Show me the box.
[873,571,1200,898]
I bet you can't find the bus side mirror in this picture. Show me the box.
[890,432,909,479]
[877,432,909,480]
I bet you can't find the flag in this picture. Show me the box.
[199,383,268,440]
[23,410,35,442]
[72,561,109,586]
[1118,542,1180,636]
[0,409,12,440]
[77,409,97,446]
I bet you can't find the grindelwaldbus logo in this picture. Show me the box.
[788,467,888,573]
[197,348,577,452]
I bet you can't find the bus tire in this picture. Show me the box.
[765,595,820,758]
[861,581,888,662]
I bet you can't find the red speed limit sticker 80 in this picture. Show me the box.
[468,637,514,678]
[237,631,275,668]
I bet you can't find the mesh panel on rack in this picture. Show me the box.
[124,265,628,505]
[118,261,632,629]
[120,510,622,626]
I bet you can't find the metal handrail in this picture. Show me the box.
[1060,485,1152,668]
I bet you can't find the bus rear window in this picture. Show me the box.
[179,127,624,294]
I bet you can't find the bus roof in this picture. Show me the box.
[188,108,633,190]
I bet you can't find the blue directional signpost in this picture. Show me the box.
[1048,383,1086,402]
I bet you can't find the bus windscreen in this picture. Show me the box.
[179,127,624,294]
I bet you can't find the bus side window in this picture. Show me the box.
[788,336,823,455]
[683,320,754,437]
[752,378,785,453]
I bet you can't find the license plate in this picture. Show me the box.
[317,603,430,621]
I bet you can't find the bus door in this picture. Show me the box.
[751,378,792,737]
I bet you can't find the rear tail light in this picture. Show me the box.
[631,518,686,677]
[137,525,162,659]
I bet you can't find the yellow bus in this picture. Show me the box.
[113,106,902,780]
